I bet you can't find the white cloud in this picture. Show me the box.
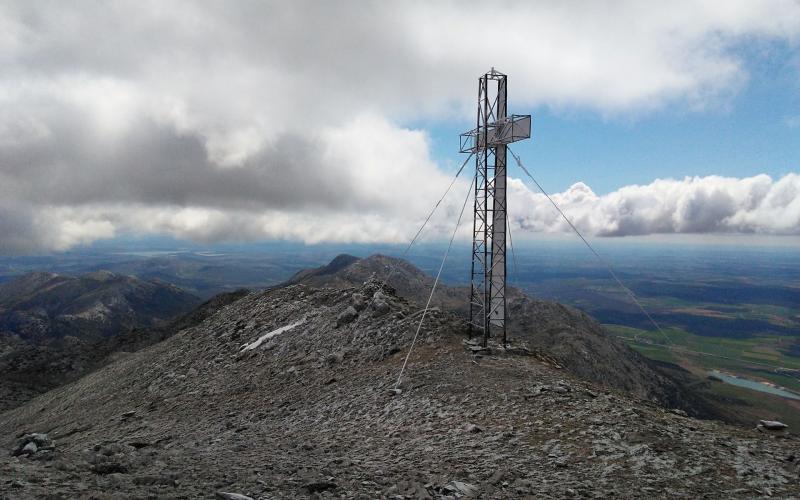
[7,172,798,256]
[511,173,800,237]
[0,1,799,252]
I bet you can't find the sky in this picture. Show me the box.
[1,0,800,254]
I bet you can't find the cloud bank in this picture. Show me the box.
[7,172,799,254]
[1,1,799,252]
[510,173,800,238]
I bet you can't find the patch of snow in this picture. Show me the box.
[240,317,306,351]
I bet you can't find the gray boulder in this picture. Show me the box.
[370,292,390,316]
[759,420,788,430]
[372,298,390,317]
[27,433,52,447]
[351,293,366,311]
[325,350,346,365]
[336,306,358,326]
[444,481,479,497]
[463,423,483,433]
[12,433,53,457]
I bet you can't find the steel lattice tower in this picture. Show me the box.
[460,69,531,346]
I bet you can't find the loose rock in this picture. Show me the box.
[336,306,358,326]
[305,481,337,493]
[215,492,254,500]
[351,293,366,311]
[463,423,483,433]
[759,420,788,430]
[372,298,391,317]
[12,433,53,457]
[444,481,479,497]
[21,442,37,455]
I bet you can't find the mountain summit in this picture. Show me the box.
[0,256,797,498]
[289,254,722,421]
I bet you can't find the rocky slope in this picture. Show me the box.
[289,254,725,422]
[1,279,797,498]
[287,254,469,314]
[0,271,200,343]
[0,271,204,412]
[0,290,246,412]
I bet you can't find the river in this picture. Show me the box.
[709,370,800,401]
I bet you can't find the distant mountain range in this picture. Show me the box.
[0,271,206,410]
[0,270,200,343]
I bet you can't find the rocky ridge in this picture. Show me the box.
[0,271,200,343]
[0,278,797,498]
[289,254,727,422]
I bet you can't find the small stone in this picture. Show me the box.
[489,470,505,484]
[21,442,38,455]
[445,481,479,497]
[215,493,254,500]
[351,293,366,311]
[464,423,483,433]
[336,306,358,326]
[305,481,337,493]
[372,299,390,317]
[553,381,571,393]
[388,388,402,396]
[530,384,549,395]
[759,420,788,430]
[326,350,345,364]
[28,433,52,447]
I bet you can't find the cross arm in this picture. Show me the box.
[460,114,531,153]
